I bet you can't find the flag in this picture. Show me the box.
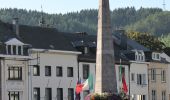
[76,84,84,94]
[82,73,93,92]
[75,78,83,100]
[119,65,122,82]
[122,73,128,94]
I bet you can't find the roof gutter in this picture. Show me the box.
[129,60,150,64]
[0,54,31,59]
[30,48,82,55]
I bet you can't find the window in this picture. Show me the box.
[131,73,135,81]
[33,65,40,76]
[33,88,40,100]
[152,53,160,60]
[142,74,146,85]
[7,45,11,55]
[161,70,166,82]
[137,74,146,85]
[57,88,63,100]
[8,91,19,100]
[162,91,166,100]
[135,51,138,61]
[139,54,142,61]
[83,64,89,79]
[18,46,21,55]
[135,54,138,60]
[83,90,89,99]
[67,67,73,77]
[152,90,156,100]
[137,95,146,100]
[68,88,74,100]
[156,54,160,59]
[8,67,22,80]
[13,45,16,55]
[6,45,23,55]
[45,88,52,100]
[141,56,143,61]
[151,69,156,81]
[56,66,62,77]
[45,66,51,76]
[137,74,142,85]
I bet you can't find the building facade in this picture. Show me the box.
[29,49,81,100]
[147,52,169,100]
[130,62,148,100]
[0,38,30,100]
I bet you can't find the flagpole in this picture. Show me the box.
[68,80,72,100]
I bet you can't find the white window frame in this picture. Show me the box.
[6,45,23,55]
[152,52,161,60]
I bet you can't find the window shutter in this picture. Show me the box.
[142,74,146,85]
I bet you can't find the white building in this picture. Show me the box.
[124,50,149,100]
[130,62,148,100]
[29,49,81,100]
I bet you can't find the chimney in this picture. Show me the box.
[84,46,89,54]
[12,18,19,37]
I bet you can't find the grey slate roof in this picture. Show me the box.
[0,21,77,52]
[0,20,154,64]
[127,39,150,51]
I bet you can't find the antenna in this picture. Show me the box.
[39,2,46,27]
[163,0,166,11]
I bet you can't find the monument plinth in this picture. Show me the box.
[95,0,117,94]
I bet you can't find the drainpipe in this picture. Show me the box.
[77,56,79,79]
[147,64,149,100]
[128,63,131,100]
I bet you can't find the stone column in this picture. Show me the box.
[95,0,117,94]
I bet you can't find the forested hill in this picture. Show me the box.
[0,7,167,35]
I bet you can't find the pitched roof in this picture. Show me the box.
[19,25,78,51]
[127,39,150,51]
[0,21,77,52]
[0,21,17,42]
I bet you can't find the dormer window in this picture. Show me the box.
[152,52,160,60]
[135,51,138,61]
[5,38,28,56]
[6,45,23,55]
[156,54,160,59]
[138,51,145,61]
[134,50,145,61]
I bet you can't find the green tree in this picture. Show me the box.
[126,31,166,51]
[159,34,170,47]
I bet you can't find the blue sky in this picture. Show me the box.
[0,0,169,14]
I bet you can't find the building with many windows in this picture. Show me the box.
[124,50,149,100]
[146,51,169,100]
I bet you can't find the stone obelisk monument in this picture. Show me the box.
[95,0,117,94]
